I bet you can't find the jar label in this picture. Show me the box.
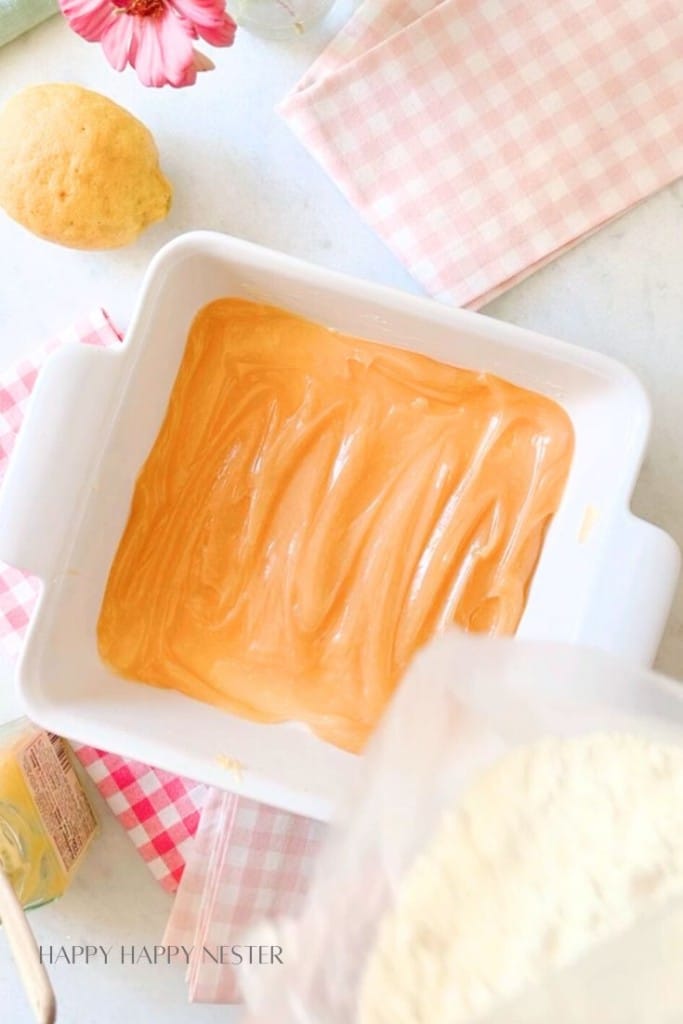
[19,732,98,873]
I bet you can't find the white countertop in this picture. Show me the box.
[2,7,683,1021]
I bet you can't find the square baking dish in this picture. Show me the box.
[0,231,678,819]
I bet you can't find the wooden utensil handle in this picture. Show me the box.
[0,869,56,1024]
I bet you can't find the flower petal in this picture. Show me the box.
[167,0,212,25]
[59,0,118,40]
[100,14,135,70]
[196,13,235,46]
[134,12,195,88]
[169,0,236,46]
[176,61,198,86]
[174,10,199,38]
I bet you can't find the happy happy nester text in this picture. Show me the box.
[39,944,283,966]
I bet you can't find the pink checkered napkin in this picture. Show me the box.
[281,0,683,309]
[75,746,206,891]
[164,791,324,1003]
[0,310,205,892]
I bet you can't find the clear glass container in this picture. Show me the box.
[0,719,97,910]
[229,0,335,39]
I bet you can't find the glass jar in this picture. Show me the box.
[0,719,97,910]
[229,0,336,39]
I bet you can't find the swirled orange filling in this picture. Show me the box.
[97,299,573,752]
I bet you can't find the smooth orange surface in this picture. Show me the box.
[97,299,574,752]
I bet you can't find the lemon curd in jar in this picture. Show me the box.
[0,720,97,909]
[97,299,574,753]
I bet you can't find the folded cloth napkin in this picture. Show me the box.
[281,0,683,309]
[0,312,324,929]
[164,791,323,1003]
[0,0,58,47]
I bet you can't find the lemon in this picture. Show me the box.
[0,83,172,249]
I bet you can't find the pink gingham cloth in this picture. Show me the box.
[281,0,683,309]
[0,312,324,922]
[164,790,324,1003]
[75,746,206,891]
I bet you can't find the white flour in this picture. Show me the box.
[359,734,683,1023]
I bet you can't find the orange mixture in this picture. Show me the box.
[97,299,574,752]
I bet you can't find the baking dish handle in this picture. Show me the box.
[581,512,680,667]
[0,343,123,581]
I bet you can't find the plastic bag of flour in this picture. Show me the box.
[240,630,683,1023]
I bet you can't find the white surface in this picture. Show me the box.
[1,230,679,822]
[0,5,683,1022]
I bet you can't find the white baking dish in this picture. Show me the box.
[0,231,678,819]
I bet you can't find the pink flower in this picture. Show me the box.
[59,0,237,88]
